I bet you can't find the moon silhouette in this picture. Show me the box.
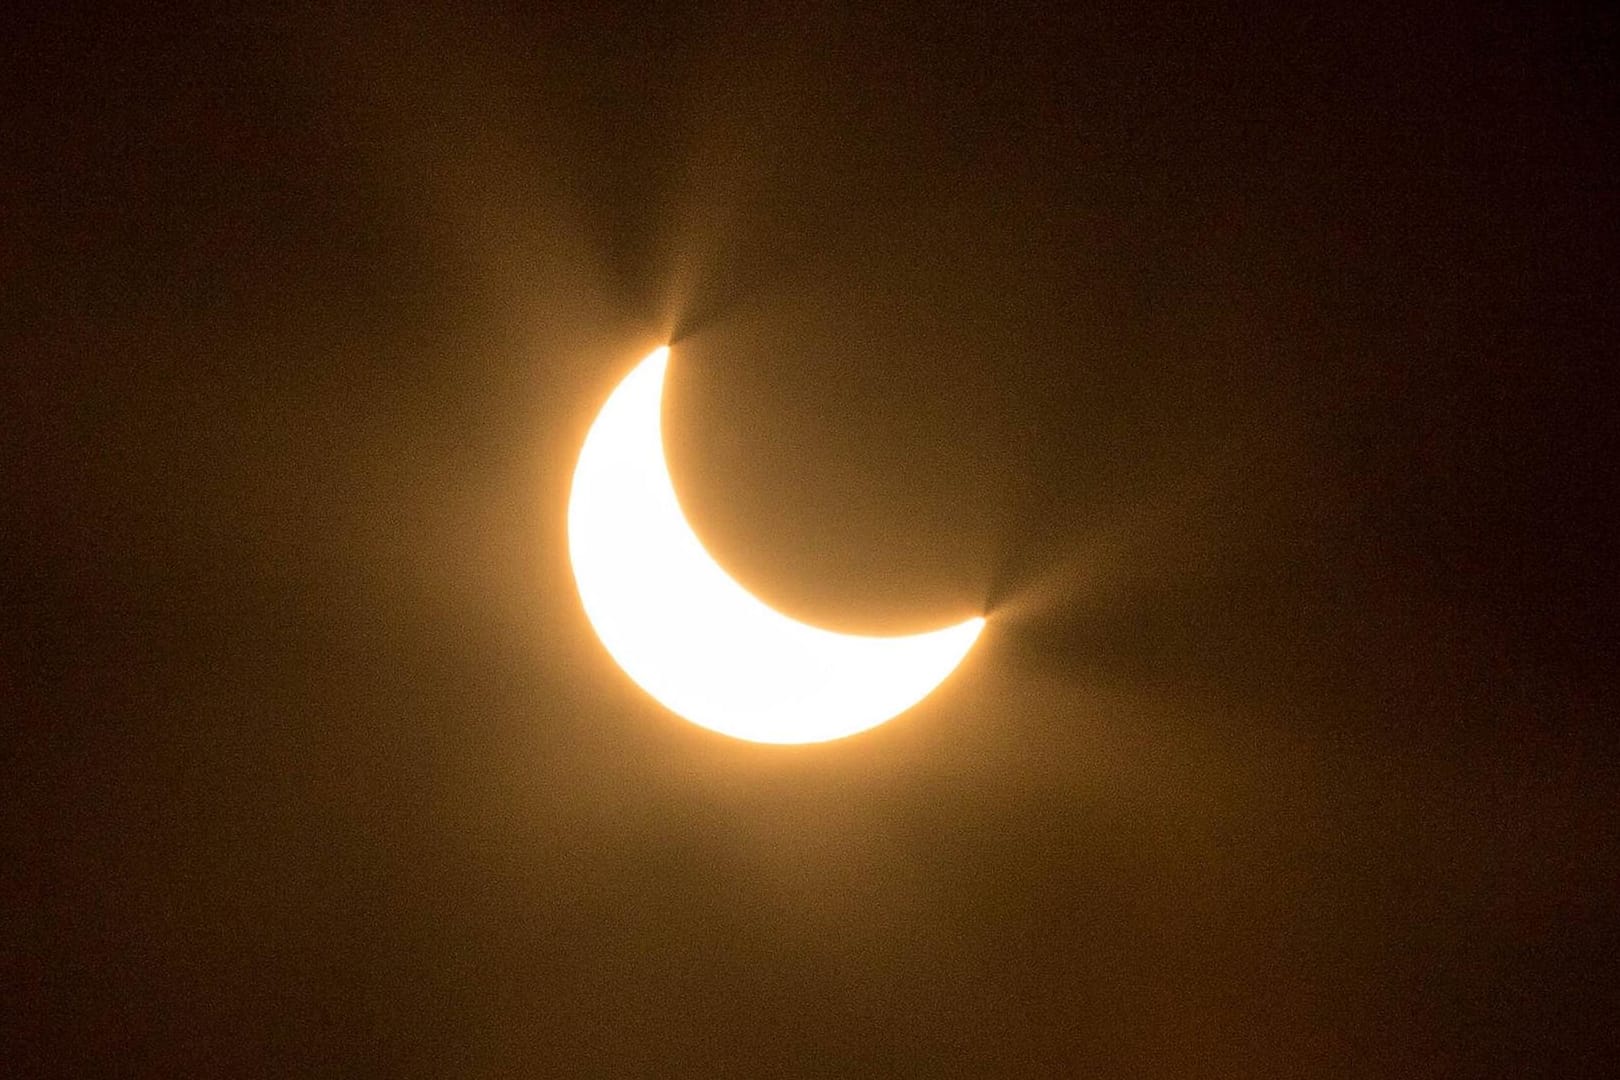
[566,346,985,744]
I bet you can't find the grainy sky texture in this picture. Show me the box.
[6,2,1616,1075]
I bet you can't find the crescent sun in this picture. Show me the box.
[566,346,985,744]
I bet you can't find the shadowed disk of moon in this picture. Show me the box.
[567,346,985,744]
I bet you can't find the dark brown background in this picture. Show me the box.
[5,2,1616,1075]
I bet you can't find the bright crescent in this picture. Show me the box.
[567,346,985,744]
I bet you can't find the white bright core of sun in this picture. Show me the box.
[566,346,985,744]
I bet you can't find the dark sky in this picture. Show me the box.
[6,2,1617,1075]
